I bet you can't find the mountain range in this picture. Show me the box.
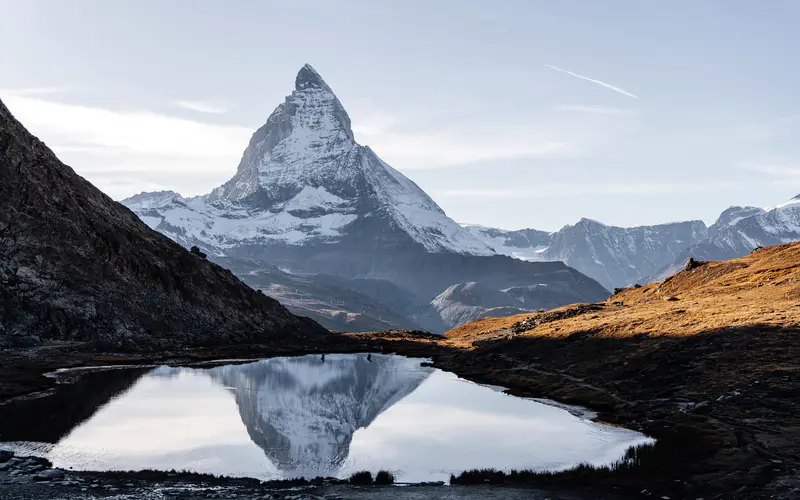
[123,64,608,333]
[121,64,800,333]
[466,194,800,291]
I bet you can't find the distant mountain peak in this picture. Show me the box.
[577,217,605,227]
[125,64,493,256]
[766,193,800,212]
[295,63,329,91]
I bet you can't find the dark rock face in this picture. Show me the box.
[0,98,327,349]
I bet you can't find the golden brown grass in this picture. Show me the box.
[443,243,800,347]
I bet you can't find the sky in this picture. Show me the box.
[1,0,799,231]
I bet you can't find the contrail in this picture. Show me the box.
[545,64,640,100]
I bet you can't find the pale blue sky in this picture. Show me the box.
[2,0,799,231]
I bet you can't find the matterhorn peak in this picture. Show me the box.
[295,63,330,91]
[125,64,495,257]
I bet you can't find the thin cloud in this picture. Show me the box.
[545,65,640,100]
[174,100,229,114]
[347,106,573,168]
[1,93,252,199]
[558,104,637,115]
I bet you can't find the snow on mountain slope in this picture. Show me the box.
[123,64,492,256]
[653,194,800,281]
[463,219,708,291]
[463,225,550,261]
[542,218,708,291]
[468,193,800,291]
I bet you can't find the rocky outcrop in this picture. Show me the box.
[0,98,327,349]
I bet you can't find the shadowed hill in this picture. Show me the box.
[0,98,327,350]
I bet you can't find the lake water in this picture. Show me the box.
[0,354,653,483]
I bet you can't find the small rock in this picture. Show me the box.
[34,469,64,481]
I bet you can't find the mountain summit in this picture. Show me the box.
[124,65,608,332]
[128,64,492,256]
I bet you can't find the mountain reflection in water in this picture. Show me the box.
[0,354,654,483]
[205,354,433,476]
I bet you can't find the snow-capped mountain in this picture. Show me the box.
[463,225,551,260]
[124,64,492,257]
[466,219,708,291]
[467,193,800,291]
[123,64,609,332]
[206,354,432,477]
[652,194,800,281]
[542,219,709,291]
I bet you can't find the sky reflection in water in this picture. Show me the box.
[4,354,653,483]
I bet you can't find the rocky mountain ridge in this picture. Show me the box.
[467,193,800,290]
[0,97,326,349]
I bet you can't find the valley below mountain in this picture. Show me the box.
[1,243,798,499]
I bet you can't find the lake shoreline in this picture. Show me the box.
[1,328,797,499]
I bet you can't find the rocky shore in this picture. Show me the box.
[2,325,797,499]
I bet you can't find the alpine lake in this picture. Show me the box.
[0,354,654,484]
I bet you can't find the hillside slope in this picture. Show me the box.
[0,98,327,350]
[445,243,800,343]
[430,244,799,497]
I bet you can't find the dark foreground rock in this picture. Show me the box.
[0,450,595,500]
[0,98,327,350]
